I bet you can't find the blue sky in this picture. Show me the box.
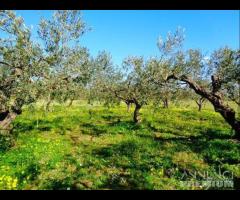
[9,10,240,66]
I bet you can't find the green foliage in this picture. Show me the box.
[0,10,43,115]
[0,10,93,129]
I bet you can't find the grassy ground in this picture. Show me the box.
[0,101,239,190]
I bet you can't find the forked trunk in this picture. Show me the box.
[196,97,205,112]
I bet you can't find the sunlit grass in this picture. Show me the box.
[0,101,239,190]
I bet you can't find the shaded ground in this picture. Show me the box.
[0,102,239,190]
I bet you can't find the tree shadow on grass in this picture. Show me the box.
[154,127,234,142]
[108,120,145,131]
[151,128,240,189]
[199,128,234,140]
[154,128,240,166]
[91,140,159,189]
[13,116,71,134]
[93,141,139,158]
[80,120,144,137]
[13,120,51,133]
[80,123,108,136]
[101,115,122,121]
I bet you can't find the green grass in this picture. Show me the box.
[0,101,239,190]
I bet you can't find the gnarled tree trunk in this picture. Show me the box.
[211,99,240,140]
[0,98,23,134]
[0,111,18,131]
[167,74,240,140]
[133,103,142,123]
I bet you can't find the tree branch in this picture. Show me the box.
[0,61,11,67]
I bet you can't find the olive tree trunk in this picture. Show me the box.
[45,95,53,112]
[162,98,169,108]
[168,74,240,140]
[195,97,205,112]
[133,103,142,123]
[0,111,18,131]
[68,99,74,107]
[126,103,131,112]
[0,98,24,134]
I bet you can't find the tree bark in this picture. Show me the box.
[45,100,51,112]
[214,103,240,140]
[68,99,74,107]
[0,98,23,133]
[198,103,202,112]
[45,94,53,112]
[0,111,17,131]
[125,99,134,112]
[195,97,205,112]
[127,103,131,112]
[167,74,240,139]
[133,103,142,123]
[163,98,169,108]
[0,110,9,121]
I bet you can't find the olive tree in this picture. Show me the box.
[0,10,90,132]
[120,57,156,123]
[155,28,240,139]
[37,11,90,111]
[169,48,239,139]
[94,53,155,123]
[0,10,44,131]
[147,58,182,109]
[90,51,123,107]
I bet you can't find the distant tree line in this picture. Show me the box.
[0,11,239,139]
